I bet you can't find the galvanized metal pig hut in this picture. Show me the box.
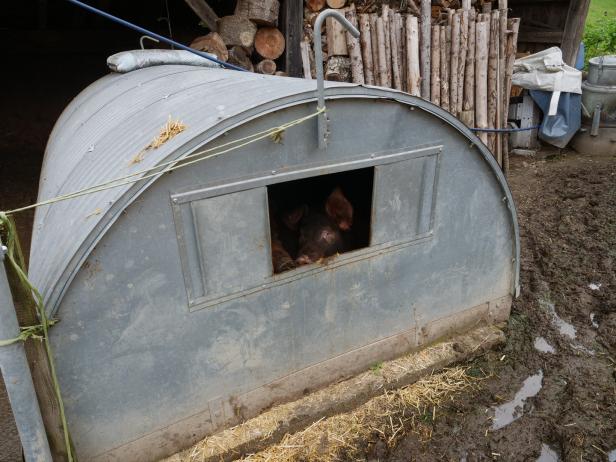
[27,63,519,461]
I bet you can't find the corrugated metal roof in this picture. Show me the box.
[29,66,351,312]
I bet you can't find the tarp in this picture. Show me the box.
[529,90,581,148]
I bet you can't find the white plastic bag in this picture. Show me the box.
[107,49,221,73]
[512,47,582,116]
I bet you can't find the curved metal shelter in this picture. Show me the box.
[28,65,519,461]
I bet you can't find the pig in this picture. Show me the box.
[270,206,305,273]
[295,187,354,266]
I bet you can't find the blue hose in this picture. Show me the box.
[65,0,246,72]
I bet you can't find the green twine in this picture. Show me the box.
[0,212,75,461]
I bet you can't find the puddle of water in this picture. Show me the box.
[541,300,576,339]
[590,313,599,328]
[534,337,555,354]
[537,443,559,462]
[492,370,543,430]
[608,449,616,462]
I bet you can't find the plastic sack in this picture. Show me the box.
[512,47,582,94]
[107,49,221,73]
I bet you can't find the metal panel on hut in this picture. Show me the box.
[24,25,520,462]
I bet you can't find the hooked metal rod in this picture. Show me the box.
[313,10,360,149]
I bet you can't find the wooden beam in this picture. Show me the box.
[561,0,591,65]
[184,0,219,32]
[280,0,303,77]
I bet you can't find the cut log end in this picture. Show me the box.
[325,56,351,81]
[306,0,326,12]
[256,59,277,75]
[254,27,286,60]
[190,32,228,62]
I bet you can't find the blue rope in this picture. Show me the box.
[470,125,541,133]
[65,0,247,72]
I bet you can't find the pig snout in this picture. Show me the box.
[295,220,343,266]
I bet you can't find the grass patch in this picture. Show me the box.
[586,0,616,28]
[583,0,616,68]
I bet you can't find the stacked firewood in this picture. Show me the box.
[189,0,287,76]
[302,0,521,166]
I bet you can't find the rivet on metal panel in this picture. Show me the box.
[410,106,415,111]
[172,198,178,204]
[271,170,276,175]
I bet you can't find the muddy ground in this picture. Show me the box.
[379,152,616,462]
[0,75,615,461]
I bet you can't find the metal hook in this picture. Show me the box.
[313,9,360,149]
[140,35,160,50]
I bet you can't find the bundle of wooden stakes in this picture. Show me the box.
[302,0,521,170]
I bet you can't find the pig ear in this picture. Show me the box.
[325,187,352,219]
[283,205,306,230]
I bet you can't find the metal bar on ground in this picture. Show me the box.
[0,240,52,462]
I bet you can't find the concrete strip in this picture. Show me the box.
[163,324,505,462]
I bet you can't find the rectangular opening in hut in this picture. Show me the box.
[267,168,374,274]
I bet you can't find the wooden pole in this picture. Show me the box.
[376,17,391,87]
[280,0,303,76]
[407,15,421,97]
[463,9,476,115]
[503,17,520,176]
[420,0,431,98]
[389,10,403,90]
[440,25,449,112]
[359,14,375,85]
[461,9,476,126]
[430,24,441,105]
[487,10,500,156]
[450,12,461,116]
[369,14,380,86]
[184,0,219,32]
[345,4,364,84]
[395,13,406,92]
[382,4,392,87]
[498,0,508,166]
[475,19,489,145]
[300,40,312,79]
[457,9,469,114]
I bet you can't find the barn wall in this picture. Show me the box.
[510,0,590,65]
